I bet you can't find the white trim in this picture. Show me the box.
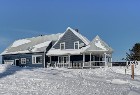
[15,59,19,66]
[44,52,46,68]
[104,53,107,66]
[32,55,42,64]
[74,41,79,49]
[21,58,26,64]
[83,53,85,68]
[90,53,92,68]
[60,42,65,50]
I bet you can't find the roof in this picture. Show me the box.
[1,33,62,55]
[85,35,113,53]
[47,46,89,56]
[66,27,90,45]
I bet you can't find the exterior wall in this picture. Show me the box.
[53,29,86,49]
[2,52,46,67]
[71,55,83,63]
[2,55,4,64]
[50,55,83,64]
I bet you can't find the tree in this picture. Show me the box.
[125,43,140,61]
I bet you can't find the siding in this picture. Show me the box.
[2,52,46,67]
[53,29,86,49]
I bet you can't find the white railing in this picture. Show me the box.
[47,61,108,68]
[54,62,83,68]
[83,61,106,67]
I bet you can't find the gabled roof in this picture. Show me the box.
[1,33,62,55]
[66,27,90,45]
[52,27,90,47]
[85,35,113,53]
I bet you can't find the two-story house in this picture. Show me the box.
[1,27,113,68]
[47,27,113,68]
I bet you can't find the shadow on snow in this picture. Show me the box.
[0,64,34,79]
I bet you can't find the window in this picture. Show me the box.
[21,58,26,64]
[59,56,69,63]
[74,41,79,49]
[60,42,65,50]
[32,55,42,64]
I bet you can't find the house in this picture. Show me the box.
[47,27,113,68]
[1,27,113,68]
[0,33,62,67]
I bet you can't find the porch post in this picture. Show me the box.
[68,54,71,68]
[44,51,46,68]
[58,56,59,63]
[50,56,52,66]
[104,53,107,67]
[90,53,91,68]
[83,53,85,68]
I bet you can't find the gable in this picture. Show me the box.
[53,29,88,49]
[85,35,113,52]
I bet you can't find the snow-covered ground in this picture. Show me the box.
[0,64,140,95]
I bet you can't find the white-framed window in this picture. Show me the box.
[21,58,26,64]
[59,56,69,63]
[60,42,65,50]
[32,55,42,64]
[74,41,79,49]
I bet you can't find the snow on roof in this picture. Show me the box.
[95,38,107,50]
[47,46,89,56]
[67,27,90,45]
[1,33,62,55]
[31,41,52,52]
[11,39,31,47]
[33,41,51,49]
[85,35,113,53]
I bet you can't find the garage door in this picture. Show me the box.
[4,60,14,65]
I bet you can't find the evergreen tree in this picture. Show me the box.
[125,43,140,61]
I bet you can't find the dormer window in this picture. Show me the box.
[60,42,65,50]
[74,41,79,49]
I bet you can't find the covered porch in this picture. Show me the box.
[47,52,112,68]
[46,35,113,69]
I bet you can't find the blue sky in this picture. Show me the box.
[0,0,140,62]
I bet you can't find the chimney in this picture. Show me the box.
[75,29,79,32]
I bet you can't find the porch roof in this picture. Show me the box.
[46,46,88,56]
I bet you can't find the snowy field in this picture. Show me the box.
[0,64,140,95]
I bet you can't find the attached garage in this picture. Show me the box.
[4,60,14,65]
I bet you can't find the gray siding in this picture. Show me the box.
[53,29,86,49]
[2,52,46,67]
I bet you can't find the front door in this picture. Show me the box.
[15,59,20,66]
[59,56,69,63]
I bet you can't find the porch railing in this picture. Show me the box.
[55,62,83,68]
[47,61,108,68]
[84,61,106,67]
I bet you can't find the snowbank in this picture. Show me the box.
[0,64,140,95]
